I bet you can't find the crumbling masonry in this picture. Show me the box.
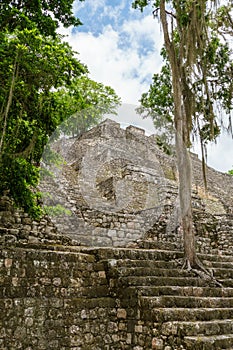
[1,119,233,349]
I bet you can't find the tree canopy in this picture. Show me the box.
[54,76,120,138]
[0,1,120,218]
[0,0,85,36]
[134,1,233,151]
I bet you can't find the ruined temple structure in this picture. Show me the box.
[40,118,233,255]
[1,119,233,349]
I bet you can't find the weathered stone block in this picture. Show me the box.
[117,308,127,319]
[152,338,164,350]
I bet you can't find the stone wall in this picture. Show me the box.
[40,119,233,255]
[1,245,157,350]
[0,195,77,248]
[0,120,233,254]
[40,119,169,248]
[0,246,118,350]
[2,243,232,350]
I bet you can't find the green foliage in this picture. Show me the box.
[0,28,86,151]
[0,28,86,217]
[55,76,121,137]
[228,169,233,176]
[134,1,233,153]
[44,204,71,217]
[136,57,175,153]
[0,156,43,219]
[132,0,160,11]
[0,1,121,218]
[0,0,84,36]
[139,60,173,121]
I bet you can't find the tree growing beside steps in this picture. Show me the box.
[132,0,233,273]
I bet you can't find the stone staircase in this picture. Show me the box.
[84,244,233,349]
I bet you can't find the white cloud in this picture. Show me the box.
[73,0,106,16]
[206,134,233,172]
[106,104,156,135]
[58,4,233,172]
[122,15,161,47]
[59,15,163,105]
[192,130,233,173]
[102,0,127,22]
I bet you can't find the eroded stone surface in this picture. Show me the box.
[1,120,233,349]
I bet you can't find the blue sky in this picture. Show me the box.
[58,0,233,172]
[74,0,138,35]
[59,0,164,105]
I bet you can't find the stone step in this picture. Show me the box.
[203,260,233,269]
[118,276,214,287]
[113,258,233,271]
[81,247,233,264]
[138,240,180,251]
[213,268,233,279]
[198,253,233,263]
[112,258,180,269]
[161,319,233,337]
[81,247,183,261]
[136,286,233,298]
[218,279,233,288]
[117,263,233,280]
[184,333,233,350]
[116,267,192,278]
[142,307,233,322]
[117,268,233,288]
[140,295,233,309]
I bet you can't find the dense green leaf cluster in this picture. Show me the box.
[0,1,120,218]
[0,27,85,217]
[0,0,85,36]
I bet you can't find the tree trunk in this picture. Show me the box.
[176,119,197,267]
[158,0,224,281]
[160,0,198,267]
[0,54,18,154]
